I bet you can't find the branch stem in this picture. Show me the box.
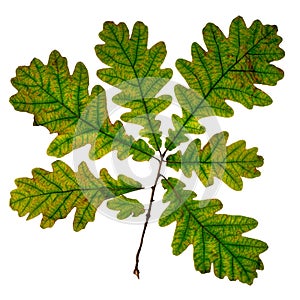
[133,154,164,279]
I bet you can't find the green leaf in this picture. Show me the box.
[96,21,173,150]
[166,16,284,150]
[159,178,268,285]
[107,196,145,220]
[165,86,221,150]
[165,91,205,151]
[167,131,263,190]
[10,160,142,231]
[10,50,155,161]
[178,16,284,110]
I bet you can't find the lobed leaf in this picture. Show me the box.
[96,21,173,150]
[10,161,143,231]
[167,131,263,190]
[159,178,268,285]
[107,196,145,220]
[166,16,284,150]
[10,50,155,161]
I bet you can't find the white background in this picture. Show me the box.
[0,0,298,299]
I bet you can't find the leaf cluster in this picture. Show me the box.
[9,17,284,284]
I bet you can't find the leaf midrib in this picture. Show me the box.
[11,186,143,204]
[171,159,261,164]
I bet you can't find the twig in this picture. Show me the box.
[133,155,164,278]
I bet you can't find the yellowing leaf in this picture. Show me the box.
[107,196,145,220]
[167,131,263,190]
[166,16,284,150]
[159,178,268,285]
[10,161,142,231]
[10,50,155,161]
[178,16,284,110]
[165,86,218,150]
[96,21,173,150]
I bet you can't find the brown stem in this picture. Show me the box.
[133,155,164,279]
